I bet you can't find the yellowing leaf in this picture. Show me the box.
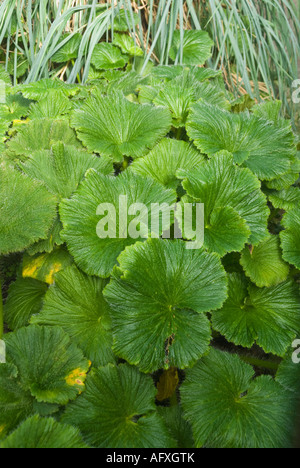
[22,248,73,285]
[156,368,179,401]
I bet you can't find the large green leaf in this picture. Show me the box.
[181,348,292,448]
[22,247,73,285]
[62,363,175,448]
[0,415,89,448]
[52,33,82,63]
[178,152,269,254]
[211,273,300,356]
[20,142,113,200]
[28,90,72,120]
[240,235,289,287]
[32,265,115,367]
[169,30,214,66]
[91,43,127,70]
[5,118,81,162]
[0,94,31,123]
[113,33,143,57]
[266,153,300,190]
[4,277,48,330]
[280,207,300,269]
[16,79,79,100]
[158,406,194,448]
[71,90,172,162]
[0,165,56,255]
[129,138,205,190]
[4,325,90,405]
[60,170,176,277]
[0,363,34,439]
[103,238,227,372]
[186,102,296,179]
[267,187,300,211]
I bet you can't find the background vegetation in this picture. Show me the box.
[0,0,299,123]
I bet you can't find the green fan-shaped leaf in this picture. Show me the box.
[240,236,289,287]
[4,277,48,330]
[0,94,31,123]
[178,152,269,252]
[186,102,296,179]
[26,215,63,256]
[211,273,300,356]
[20,142,113,200]
[103,238,227,372]
[181,348,292,448]
[153,83,195,128]
[280,207,300,269]
[28,90,72,120]
[0,415,89,448]
[62,363,175,448]
[4,325,90,405]
[113,33,143,57]
[22,247,73,285]
[60,170,176,277]
[0,165,56,255]
[5,118,81,162]
[169,30,214,66]
[266,153,300,190]
[129,138,205,190]
[150,65,185,82]
[91,43,127,70]
[16,79,79,100]
[71,91,172,161]
[0,363,34,439]
[267,187,300,211]
[52,33,82,63]
[158,406,194,449]
[32,265,115,367]
[252,100,283,124]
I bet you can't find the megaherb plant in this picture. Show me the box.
[0,37,300,449]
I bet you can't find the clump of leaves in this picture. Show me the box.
[0,63,299,449]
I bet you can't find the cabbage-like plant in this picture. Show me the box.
[0,62,299,449]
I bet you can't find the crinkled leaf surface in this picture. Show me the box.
[16,78,79,100]
[22,247,73,285]
[52,33,81,63]
[181,348,292,448]
[129,138,205,190]
[267,187,300,211]
[4,325,90,405]
[71,91,172,161]
[240,236,289,287]
[0,363,34,439]
[60,170,176,277]
[169,30,214,66]
[6,118,81,162]
[113,33,143,57]
[28,90,72,120]
[178,152,269,251]
[4,277,48,330]
[280,207,300,269]
[158,406,194,449]
[0,94,31,122]
[20,142,113,200]
[91,43,127,70]
[62,364,175,448]
[0,415,89,449]
[0,165,56,255]
[211,273,300,356]
[103,238,227,372]
[186,102,296,179]
[26,215,63,256]
[276,350,300,395]
[32,265,115,367]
